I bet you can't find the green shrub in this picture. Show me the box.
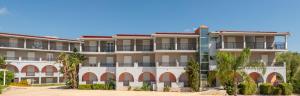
[0,71,15,85]
[104,80,115,90]
[163,86,170,92]
[293,79,300,93]
[141,82,151,91]
[127,86,132,91]
[259,83,273,95]
[10,80,29,86]
[279,83,293,95]
[272,86,282,95]
[78,84,92,90]
[224,80,234,95]
[91,84,105,90]
[238,81,257,95]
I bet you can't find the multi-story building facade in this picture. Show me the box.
[0,25,289,91]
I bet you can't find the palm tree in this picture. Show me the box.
[184,58,200,91]
[215,48,265,95]
[0,56,6,69]
[57,48,86,89]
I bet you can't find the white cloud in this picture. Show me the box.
[0,7,9,16]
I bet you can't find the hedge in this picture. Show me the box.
[10,80,29,86]
[259,83,273,95]
[92,84,105,90]
[279,83,293,95]
[78,84,92,90]
[238,82,257,95]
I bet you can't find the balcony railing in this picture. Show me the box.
[4,57,19,60]
[138,62,155,67]
[119,63,134,67]
[51,46,68,51]
[27,44,48,50]
[101,45,115,52]
[81,63,98,67]
[0,42,24,48]
[45,72,54,76]
[156,43,175,50]
[22,57,40,61]
[159,62,176,67]
[136,45,152,51]
[179,62,188,66]
[246,42,264,49]
[273,42,286,49]
[224,42,244,49]
[82,46,98,52]
[177,43,196,50]
[100,63,115,67]
[117,45,133,51]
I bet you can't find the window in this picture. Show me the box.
[162,55,169,66]
[88,57,97,66]
[33,40,43,49]
[180,55,188,66]
[124,56,132,66]
[142,56,150,66]
[27,52,35,60]
[46,53,54,61]
[106,57,114,67]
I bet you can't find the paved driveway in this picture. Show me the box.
[2,86,226,96]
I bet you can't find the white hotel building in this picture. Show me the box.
[0,25,289,91]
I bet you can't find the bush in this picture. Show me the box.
[10,80,29,86]
[104,80,115,90]
[293,79,300,93]
[224,80,234,95]
[259,83,273,95]
[272,86,282,95]
[238,81,257,95]
[141,82,151,91]
[78,84,92,90]
[163,86,170,92]
[0,71,15,85]
[91,84,105,90]
[279,83,293,95]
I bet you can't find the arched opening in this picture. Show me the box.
[100,72,116,82]
[6,64,19,73]
[119,72,134,86]
[138,72,155,84]
[249,72,264,84]
[21,65,39,76]
[41,65,58,76]
[82,72,98,84]
[159,72,176,87]
[179,73,189,87]
[267,72,284,85]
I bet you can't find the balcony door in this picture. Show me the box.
[46,53,54,61]
[180,39,188,50]
[6,51,15,59]
[124,56,132,66]
[256,37,264,49]
[123,40,131,51]
[162,55,169,66]
[27,52,35,61]
[9,38,18,47]
[142,56,150,66]
[89,41,97,52]
[88,57,97,67]
[180,55,188,66]
[162,38,170,49]
[142,40,150,51]
[106,57,114,67]
[227,37,235,48]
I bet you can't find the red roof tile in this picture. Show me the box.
[81,36,112,38]
[116,34,151,37]
[0,32,78,41]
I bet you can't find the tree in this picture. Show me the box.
[184,58,200,91]
[0,56,6,69]
[215,48,265,95]
[57,48,86,89]
[276,52,300,83]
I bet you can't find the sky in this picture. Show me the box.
[0,0,299,52]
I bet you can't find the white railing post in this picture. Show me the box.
[221,35,224,49]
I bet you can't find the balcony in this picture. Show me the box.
[100,63,115,67]
[179,62,188,67]
[51,46,68,51]
[246,42,264,49]
[267,42,286,49]
[22,57,40,61]
[138,62,155,67]
[156,43,175,50]
[81,63,98,67]
[26,72,36,76]
[4,57,19,60]
[117,45,133,51]
[224,42,243,49]
[119,63,134,67]
[177,43,196,50]
[136,45,152,51]
[100,45,115,52]
[27,44,48,50]
[159,62,177,67]
[82,46,98,52]
[0,42,24,48]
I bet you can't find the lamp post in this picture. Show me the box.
[0,69,8,86]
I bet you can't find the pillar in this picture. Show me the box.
[48,41,50,50]
[98,40,101,52]
[68,43,71,51]
[175,37,177,50]
[285,35,288,49]
[221,35,224,49]
[114,39,117,51]
[153,38,156,51]
[134,39,136,51]
[79,42,83,52]
[243,35,246,48]
[24,39,27,48]
[264,36,267,49]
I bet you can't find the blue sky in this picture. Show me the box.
[0,0,299,52]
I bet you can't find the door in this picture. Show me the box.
[89,41,97,51]
[162,55,169,66]
[227,37,235,48]
[143,56,150,66]
[27,52,35,61]
[6,51,15,60]
[261,55,268,66]
[123,40,131,51]
[162,38,170,49]
[46,53,54,61]
[124,56,132,66]
[143,40,151,50]
[88,57,97,66]
[256,37,264,49]
[106,57,114,67]
[9,38,18,47]
[180,39,188,50]
[180,55,188,66]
